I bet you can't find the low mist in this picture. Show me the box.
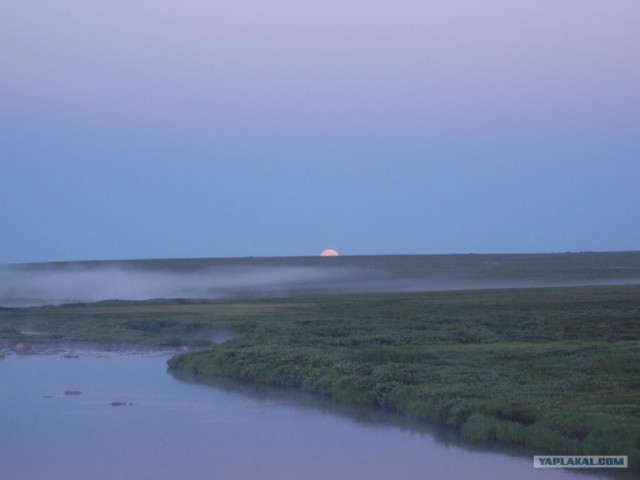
[0,264,364,307]
[2,254,639,307]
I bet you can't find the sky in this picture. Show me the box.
[1,0,639,263]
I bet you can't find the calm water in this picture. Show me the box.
[0,350,633,480]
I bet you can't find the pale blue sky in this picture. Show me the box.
[1,0,639,263]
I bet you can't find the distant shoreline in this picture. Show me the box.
[3,249,640,268]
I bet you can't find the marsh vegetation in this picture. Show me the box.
[1,252,639,469]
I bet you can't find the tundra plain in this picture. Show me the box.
[1,252,639,469]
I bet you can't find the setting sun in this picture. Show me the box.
[320,249,339,257]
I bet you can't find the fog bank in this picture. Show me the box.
[0,264,361,307]
[2,253,639,307]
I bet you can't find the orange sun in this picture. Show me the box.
[320,249,339,257]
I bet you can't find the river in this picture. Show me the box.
[0,349,634,480]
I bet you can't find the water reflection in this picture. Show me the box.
[171,372,482,447]
[170,371,635,480]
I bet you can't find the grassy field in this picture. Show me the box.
[1,253,639,469]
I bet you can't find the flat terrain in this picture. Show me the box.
[1,252,639,469]
[3,251,640,306]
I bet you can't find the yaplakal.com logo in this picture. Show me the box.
[533,456,628,468]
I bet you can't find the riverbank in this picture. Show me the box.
[7,350,624,480]
[1,282,639,470]
[166,285,640,470]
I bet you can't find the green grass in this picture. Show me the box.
[165,286,640,468]
[1,282,639,469]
